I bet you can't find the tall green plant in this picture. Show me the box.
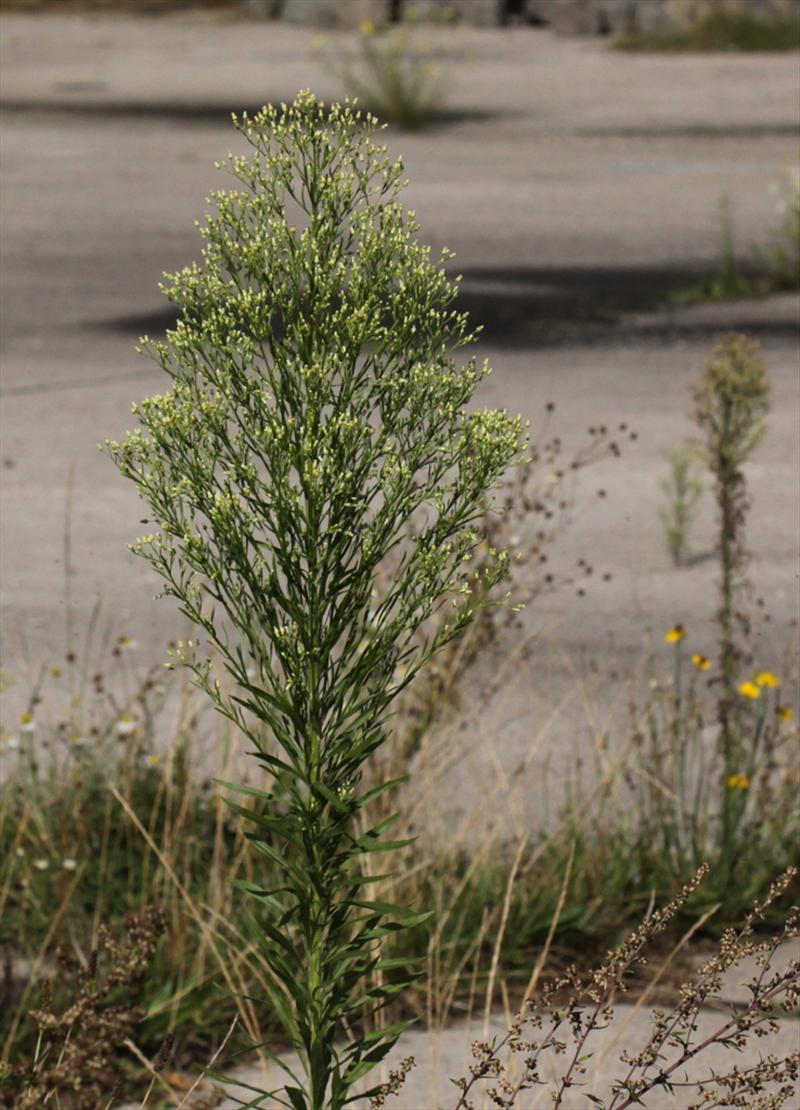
[692,333,769,881]
[105,91,525,1109]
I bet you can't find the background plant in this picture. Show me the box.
[607,626,797,918]
[558,336,792,921]
[316,22,453,130]
[0,648,282,1081]
[763,165,800,290]
[659,442,704,566]
[671,193,755,305]
[672,180,800,306]
[0,906,167,1109]
[615,3,800,52]
[387,408,626,758]
[450,866,800,1109]
[692,333,770,883]
[104,91,524,1110]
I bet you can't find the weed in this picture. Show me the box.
[693,333,771,884]
[612,627,797,917]
[0,906,167,1109]
[672,180,800,306]
[105,91,524,1109]
[659,443,704,566]
[0,648,278,1075]
[450,867,800,1108]
[762,165,800,291]
[671,194,760,306]
[316,23,453,129]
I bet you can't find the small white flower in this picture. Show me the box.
[33,858,49,871]
[61,858,78,871]
[19,713,35,734]
[116,713,137,737]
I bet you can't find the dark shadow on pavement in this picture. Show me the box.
[0,100,505,129]
[576,124,800,139]
[94,264,800,349]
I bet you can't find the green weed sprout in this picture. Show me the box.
[764,165,800,290]
[671,193,755,305]
[104,91,525,1109]
[659,444,704,566]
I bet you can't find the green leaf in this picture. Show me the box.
[355,836,416,854]
[285,1086,308,1110]
[352,899,426,918]
[355,775,407,808]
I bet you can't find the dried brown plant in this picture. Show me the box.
[0,906,167,1109]
[450,866,799,1109]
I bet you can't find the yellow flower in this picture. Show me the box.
[664,625,686,644]
[738,681,761,700]
[49,664,61,678]
[776,705,794,722]
[147,754,161,767]
[727,773,751,790]
[360,18,375,36]
[755,671,780,689]
[691,653,712,671]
